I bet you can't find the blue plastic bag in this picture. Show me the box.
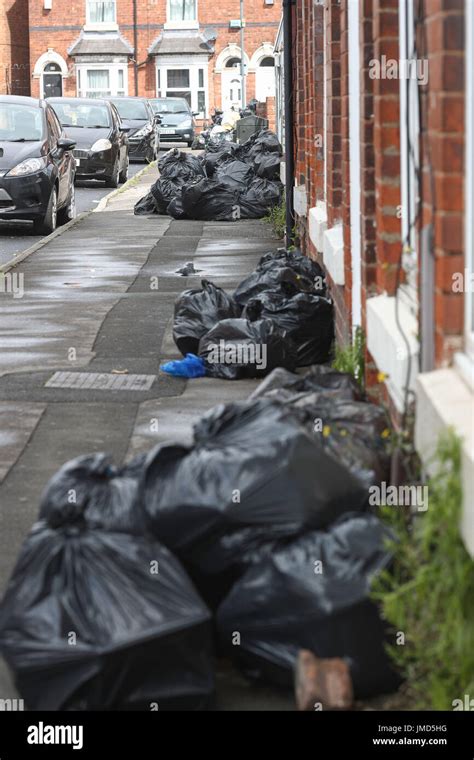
[160,353,207,378]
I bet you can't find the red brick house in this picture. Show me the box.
[27,0,280,119]
[286,0,473,554]
[0,0,30,94]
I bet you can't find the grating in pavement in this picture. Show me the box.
[44,372,156,391]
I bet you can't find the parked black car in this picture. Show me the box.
[107,97,160,162]
[0,95,76,234]
[49,97,129,187]
[149,98,197,147]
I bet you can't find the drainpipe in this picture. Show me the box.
[283,0,295,245]
[240,0,246,108]
[133,0,139,96]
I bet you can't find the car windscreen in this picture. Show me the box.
[112,100,148,120]
[0,103,45,141]
[51,102,111,129]
[151,99,190,114]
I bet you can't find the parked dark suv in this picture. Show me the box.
[149,98,197,147]
[107,97,160,162]
[49,97,129,187]
[0,95,76,234]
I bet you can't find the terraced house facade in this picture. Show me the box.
[288,0,473,555]
[25,0,280,119]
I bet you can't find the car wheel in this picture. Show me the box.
[57,182,76,226]
[119,155,129,183]
[187,141,193,148]
[33,186,57,236]
[105,160,120,188]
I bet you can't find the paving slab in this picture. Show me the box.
[0,169,289,709]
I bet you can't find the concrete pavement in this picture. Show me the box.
[0,161,293,710]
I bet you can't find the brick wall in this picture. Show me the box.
[373,0,402,296]
[422,0,465,365]
[0,0,30,94]
[291,0,468,413]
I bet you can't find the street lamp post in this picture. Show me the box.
[240,0,246,109]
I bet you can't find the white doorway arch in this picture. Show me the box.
[215,44,250,111]
[33,49,69,99]
[250,44,276,103]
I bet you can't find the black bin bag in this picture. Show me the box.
[158,148,205,182]
[249,365,363,404]
[0,518,214,710]
[38,452,146,535]
[237,177,283,218]
[256,248,326,293]
[203,145,237,176]
[134,191,157,216]
[243,291,334,366]
[217,512,401,699]
[290,398,391,491]
[234,265,314,307]
[140,399,371,606]
[181,178,241,221]
[150,177,185,214]
[173,279,241,355]
[198,318,297,379]
[167,193,187,219]
[254,152,281,180]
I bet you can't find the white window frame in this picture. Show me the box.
[165,0,199,30]
[155,56,208,118]
[398,0,420,317]
[76,62,128,98]
[84,0,118,32]
[455,0,474,390]
[465,0,474,362]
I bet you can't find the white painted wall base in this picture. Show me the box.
[308,202,327,253]
[322,224,345,285]
[415,368,474,557]
[279,160,286,185]
[293,184,308,217]
[366,294,419,412]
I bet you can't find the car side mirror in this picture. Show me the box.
[153,115,162,125]
[119,124,130,132]
[57,137,76,152]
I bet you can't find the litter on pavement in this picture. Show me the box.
[133,129,284,221]
[0,237,399,710]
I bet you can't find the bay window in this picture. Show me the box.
[156,61,207,118]
[76,64,127,98]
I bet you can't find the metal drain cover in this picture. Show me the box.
[45,371,156,391]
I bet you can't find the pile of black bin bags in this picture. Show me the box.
[134,129,283,221]
[170,248,334,377]
[0,365,401,710]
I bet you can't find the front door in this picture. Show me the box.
[221,70,242,112]
[42,63,63,99]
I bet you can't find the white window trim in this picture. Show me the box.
[398,0,419,317]
[165,0,199,30]
[84,0,118,31]
[348,0,362,330]
[454,0,474,390]
[75,62,128,98]
[155,55,208,118]
[464,0,474,361]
